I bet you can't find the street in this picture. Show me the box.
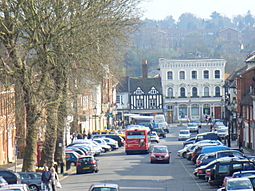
[61,125,216,191]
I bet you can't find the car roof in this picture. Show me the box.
[0,184,27,188]
[90,183,119,188]
[153,145,167,148]
[228,177,251,182]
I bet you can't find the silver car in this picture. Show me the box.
[89,183,119,191]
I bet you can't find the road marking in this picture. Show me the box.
[121,186,165,190]
[179,158,203,191]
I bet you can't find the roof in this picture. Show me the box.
[117,76,129,92]
[129,77,162,94]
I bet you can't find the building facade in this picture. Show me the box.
[0,85,16,165]
[159,58,226,122]
[129,77,163,115]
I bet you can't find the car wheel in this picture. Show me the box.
[29,185,39,191]
[166,160,170,164]
[95,169,99,173]
[182,152,187,158]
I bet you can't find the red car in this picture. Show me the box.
[150,145,171,164]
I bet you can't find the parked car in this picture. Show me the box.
[183,137,196,147]
[207,158,255,186]
[89,183,119,191]
[191,144,228,163]
[217,177,253,191]
[153,128,166,138]
[178,144,195,158]
[178,130,191,141]
[102,137,119,150]
[93,138,112,152]
[195,132,221,142]
[0,176,8,188]
[149,131,160,143]
[194,157,235,179]
[65,150,80,166]
[0,184,29,191]
[18,172,41,191]
[150,145,170,164]
[76,156,99,174]
[196,150,245,167]
[232,170,255,178]
[99,135,125,147]
[187,123,199,133]
[222,170,255,188]
[0,170,21,184]
[186,141,223,160]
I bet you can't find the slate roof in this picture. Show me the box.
[117,76,129,92]
[129,77,162,94]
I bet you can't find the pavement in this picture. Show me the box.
[0,159,75,181]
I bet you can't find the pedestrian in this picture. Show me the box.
[41,166,52,191]
[50,167,60,191]
[87,132,91,139]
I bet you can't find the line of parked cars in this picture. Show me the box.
[66,134,125,174]
[178,129,255,191]
[0,170,41,191]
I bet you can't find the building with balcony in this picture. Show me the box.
[159,58,226,122]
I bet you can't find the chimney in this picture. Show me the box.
[142,60,148,78]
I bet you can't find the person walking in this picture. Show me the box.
[50,167,60,191]
[41,166,52,191]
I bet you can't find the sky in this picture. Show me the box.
[140,0,255,21]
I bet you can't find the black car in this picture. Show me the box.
[76,156,99,174]
[207,158,255,186]
[152,128,166,138]
[18,172,42,191]
[0,170,21,184]
[195,132,221,142]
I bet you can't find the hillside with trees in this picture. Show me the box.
[125,11,255,76]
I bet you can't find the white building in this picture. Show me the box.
[159,58,226,122]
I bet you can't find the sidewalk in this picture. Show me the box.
[0,159,75,181]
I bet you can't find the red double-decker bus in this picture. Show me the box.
[125,125,150,154]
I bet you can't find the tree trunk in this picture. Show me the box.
[15,81,26,158]
[41,101,59,167]
[22,91,40,172]
[55,80,67,165]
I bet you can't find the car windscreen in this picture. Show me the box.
[92,188,118,191]
[79,157,93,162]
[227,179,253,190]
[180,131,189,134]
[153,147,168,153]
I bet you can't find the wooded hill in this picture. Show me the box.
[125,11,255,77]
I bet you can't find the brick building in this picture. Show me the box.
[0,85,16,165]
